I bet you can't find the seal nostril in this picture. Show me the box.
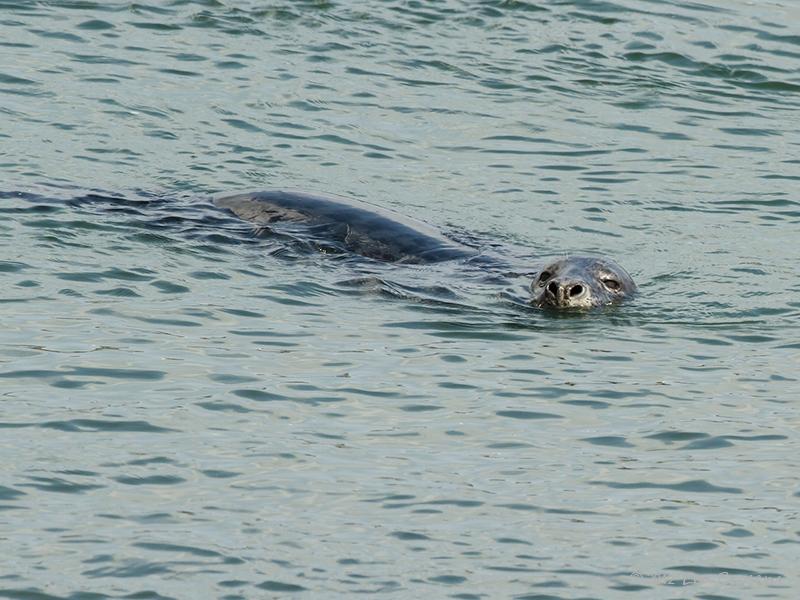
[547,281,558,295]
[569,284,583,298]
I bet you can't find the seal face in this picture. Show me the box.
[530,256,636,309]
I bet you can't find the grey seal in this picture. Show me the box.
[215,190,636,309]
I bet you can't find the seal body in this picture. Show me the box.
[529,256,637,309]
[215,190,476,264]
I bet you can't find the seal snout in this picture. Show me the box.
[545,278,589,307]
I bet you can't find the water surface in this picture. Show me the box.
[1,1,799,598]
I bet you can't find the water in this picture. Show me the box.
[1,0,799,598]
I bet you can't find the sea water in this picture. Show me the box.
[0,1,798,598]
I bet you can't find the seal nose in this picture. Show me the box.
[546,279,587,305]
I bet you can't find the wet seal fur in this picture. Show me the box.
[215,190,636,309]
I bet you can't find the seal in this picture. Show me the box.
[215,190,636,309]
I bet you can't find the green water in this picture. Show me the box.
[1,1,798,598]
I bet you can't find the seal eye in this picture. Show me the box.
[538,270,552,286]
[602,278,620,291]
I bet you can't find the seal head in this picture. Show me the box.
[530,256,636,309]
